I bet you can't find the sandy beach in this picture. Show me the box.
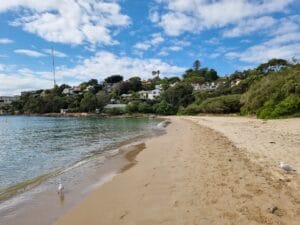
[53,116,300,225]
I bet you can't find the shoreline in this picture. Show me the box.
[1,112,158,119]
[0,119,165,225]
[53,116,299,225]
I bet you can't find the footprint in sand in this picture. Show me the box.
[245,183,264,195]
[119,211,129,220]
[173,201,179,207]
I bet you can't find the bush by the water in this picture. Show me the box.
[177,104,202,115]
[241,66,300,118]
[199,94,242,114]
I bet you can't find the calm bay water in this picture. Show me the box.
[0,116,160,194]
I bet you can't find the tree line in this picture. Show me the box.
[4,58,299,119]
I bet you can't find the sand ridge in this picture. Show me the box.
[53,117,300,225]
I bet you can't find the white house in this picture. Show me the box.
[62,88,74,95]
[192,82,221,91]
[230,78,242,87]
[138,88,162,100]
[138,90,149,100]
[148,89,161,100]
[0,96,20,104]
[104,104,127,109]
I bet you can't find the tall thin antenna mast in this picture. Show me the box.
[51,47,56,87]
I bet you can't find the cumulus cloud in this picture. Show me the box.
[1,0,130,45]
[58,51,184,81]
[225,16,300,63]
[149,9,160,23]
[0,72,53,96]
[43,49,67,58]
[0,51,185,95]
[14,49,46,57]
[0,38,14,44]
[223,16,276,37]
[226,42,300,63]
[133,33,164,51]
[155,0,294,36]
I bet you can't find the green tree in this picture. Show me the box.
[193,59,201,71]
[80,92,97,112]
[96,91,110,111]
[128,77,142,92]
[162,83,194,111]
[87,79,98,86]
[105,75,123,84]
[256,58,290,73]
[205,69,219,82]
[154,100,175,115]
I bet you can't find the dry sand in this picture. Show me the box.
[53,116,300,225]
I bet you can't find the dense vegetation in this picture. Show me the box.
[2,58,299,119]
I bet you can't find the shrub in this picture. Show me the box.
[241,66,300,118]
[105,107,125,115]
[199,94,242,114]
[154,100,176,115]
[162,83,194,110]
[125,101,139,114]
[257,95,300,119]
[138,102,153,113]
[177,104,201,115]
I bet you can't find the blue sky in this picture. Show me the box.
[0,0,299,95]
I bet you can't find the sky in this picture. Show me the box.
[0,0,299,95]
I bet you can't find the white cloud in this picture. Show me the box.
[226,43,300,63]
[205,37,220,45]
[43,49,67,58]
[149,9,160,23]
[1,0,130,45]
[134,33,164,51]
[14,49,46,57]
[134,42,151,51]
[58,51,185,81]
[0,38,13,44]
[225,32,300,63]
[0,72,53,96]
[158,39,190,56]
[225,15,300,63]
[156,0,294,36]
[150,33,164,45]
[223,16,276,37]
[169,46,182,51]
[0,51,185,95]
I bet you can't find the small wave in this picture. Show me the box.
[0,169,61,202]
[104,149,120,158]
[156,119,171,129]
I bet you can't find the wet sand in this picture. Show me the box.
[53,116,300,225]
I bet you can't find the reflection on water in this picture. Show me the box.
[0,116,159,197]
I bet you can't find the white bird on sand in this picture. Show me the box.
[279,162,296,172]
[57,183,64,196]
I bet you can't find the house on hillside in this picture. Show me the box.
[62,88,74,95]
[148,88,161,100]
[21,91,38,97]
[138,84,162,100]
[121,93,132,100]
[192,81,228,91]
[0,96,20,104]
[84,85,94,92]
[62,86,82,95]
[138,90,149,100]
[104,104,127,110]
[230,78,242,87]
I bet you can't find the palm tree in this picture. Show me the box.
[152,70,160,78]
